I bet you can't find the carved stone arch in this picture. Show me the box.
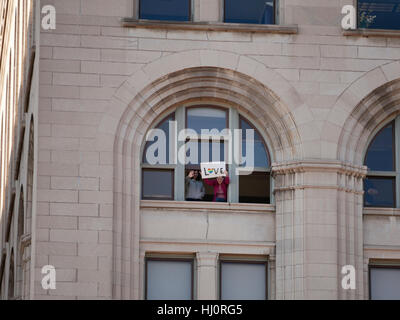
[339,78,400,166]
[323,60,400,163]
[100,50,307,299]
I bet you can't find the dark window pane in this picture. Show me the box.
[364,177,395,207]
[220,262,267,300]
[186,141,225,167]
[187,108,227,134]
[142,169,174,200]
[358,0,400,30]
[140,0,190,21]
[241,118,269,168]
[143,113,174,164]
[239,172,270,203]
[225,0,275,24]
[364,122,394,171]
[370,267,400,300]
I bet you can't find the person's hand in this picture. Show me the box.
[224,170,228,176]
[188,170,194,178]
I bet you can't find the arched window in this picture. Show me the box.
[364,120,396,207]
[141,105,272,204]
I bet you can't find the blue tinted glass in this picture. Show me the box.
[187,108,228,134]
[186,141,225,166]
[140,0,190,21]
[143,114,174,164]
[364,177,395,207]
[225,0,275,24]
[364,123,394,171]
[358,0,400,30]
[241,118,269,168]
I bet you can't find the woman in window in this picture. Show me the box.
[204,171,230,202]
[185,170,205,201]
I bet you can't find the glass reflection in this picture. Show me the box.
[364,177,395,207]
[358,0,400,30]
[365,122,394,172]
[140,0,190,21]
[225,0,275,24]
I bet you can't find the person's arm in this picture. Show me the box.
[224,171,230,185]
[200,183,205,198]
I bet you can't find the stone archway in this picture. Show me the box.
[99,50,306,299]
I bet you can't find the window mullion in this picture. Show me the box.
[229,108,238,203]
[175,107,186,201]
[395,116,400,207]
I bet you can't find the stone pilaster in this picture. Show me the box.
[272,161,366,299]
[196,252,219,300]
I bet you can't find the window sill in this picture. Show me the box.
[121,18,298,34]
[140,200,275,213]
[363,207,400,216]
[343,28,400,38]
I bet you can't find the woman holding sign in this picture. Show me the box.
[185,170,205,201]
[204,170,230,202]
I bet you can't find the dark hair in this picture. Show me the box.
[195,170,201,181]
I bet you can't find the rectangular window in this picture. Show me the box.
[220,260,267,300]
[364,176,395,207]
[370,266,400,300]
[139,0,191,21]
[239,172,270,204]
[358,0,400,30]
[146,258,193,300]
[142,169,174,200]
[224,0,276,24]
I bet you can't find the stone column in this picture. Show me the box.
[272,161,366,300]
[196,252,219,300]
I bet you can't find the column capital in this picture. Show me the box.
[271,160,367,178]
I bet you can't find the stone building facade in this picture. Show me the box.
[1,0,400,299]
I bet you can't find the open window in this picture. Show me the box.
[141,105,272,204]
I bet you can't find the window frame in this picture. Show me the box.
[368,263,400,300]
[218,258,268,300]
[141,104,273,204]
[138,0,193,22]
[223,0,277,25]
[364,118,400,208]
[145,256,195,300]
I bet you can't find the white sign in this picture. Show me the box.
[200,162,226,179]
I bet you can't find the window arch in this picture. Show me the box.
[141,105,272,204]
[364,119,397,207]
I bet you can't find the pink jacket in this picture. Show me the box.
[204,176,230,201]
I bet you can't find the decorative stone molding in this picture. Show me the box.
[272,160,366,299]
[196,252,219,299]
[121,18,299,34]
[344,28,400,38]
[324,61,400,164]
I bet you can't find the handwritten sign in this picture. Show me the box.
[200,162,226,179]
